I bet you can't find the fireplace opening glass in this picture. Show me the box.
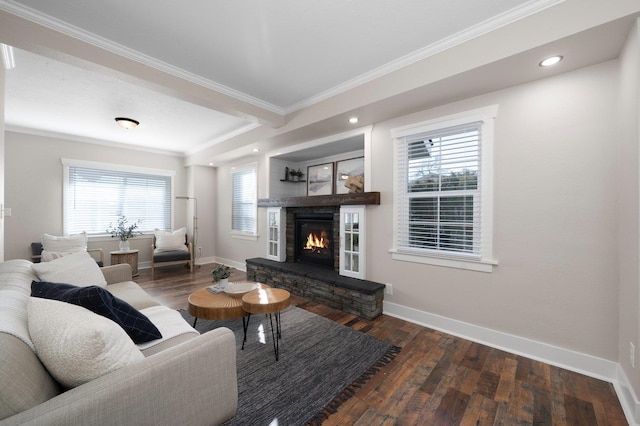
[295,214,334,268]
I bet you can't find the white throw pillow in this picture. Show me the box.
[32,250,107,288]
[27,297,144,388]
[154,227,188,253]
[41,233,88,262]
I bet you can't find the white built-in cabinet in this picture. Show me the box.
[266,207,286,261]
[339,205,366,279]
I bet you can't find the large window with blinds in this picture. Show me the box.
[391,106,497,272]
[63,159,174,235]
[231,164,257,236]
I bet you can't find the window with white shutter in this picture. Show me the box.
[231,164,257,237]
[62,159,174,235]
[391,106,498,272]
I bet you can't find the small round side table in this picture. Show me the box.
[110,250,139,277]
[242,288,291,361]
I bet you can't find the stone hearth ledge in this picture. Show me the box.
[246,258,384,320]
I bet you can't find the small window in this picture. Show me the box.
[231,164,257,236]
[63,159,174,235]
[391,106,497,272]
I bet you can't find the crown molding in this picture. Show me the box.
[284,0,566,114]
[5,125,188,157]
[0,0,286,115]
[0,0,564,116]
[184,122,261,156]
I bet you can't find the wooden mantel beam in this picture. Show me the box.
[257,192,380,208]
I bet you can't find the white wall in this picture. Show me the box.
[214,158,267,269]
[4,131,189,263]
[192,164,216,264]
[369,61,619,361]
[216,60,621,363]
[0,65,5,262]
[268,157,307,198]
[618,18,640,397]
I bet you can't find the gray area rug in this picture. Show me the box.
[180,306,399,425]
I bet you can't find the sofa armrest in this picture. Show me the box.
[2,328,238,426]
[100,264,132,284]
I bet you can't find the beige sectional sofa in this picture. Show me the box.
[0,259,238,426]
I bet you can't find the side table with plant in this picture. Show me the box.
[106,214,142,251]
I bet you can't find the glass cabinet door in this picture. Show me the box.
[266,207,285,261]
[340,206,366,279]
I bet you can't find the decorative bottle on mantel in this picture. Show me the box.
[285,167,290,181]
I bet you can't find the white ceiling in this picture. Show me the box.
[5,48,257,155]
[0,0,639,162]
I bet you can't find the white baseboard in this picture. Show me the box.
[614,363,640,425]
[383,301,639,425]
[213,256,247,272]
[194,256,216,266]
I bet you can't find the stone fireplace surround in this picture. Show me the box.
[249,192,384,320]
[246,257,384,320]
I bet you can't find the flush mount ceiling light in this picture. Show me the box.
[539,55,563,67]
[115,117,139,129]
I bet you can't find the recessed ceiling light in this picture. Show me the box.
[252,148,260,152]
[115,117,139,129]
[348,117,359,124]
[539,56,563,67]
[208,162,214,166]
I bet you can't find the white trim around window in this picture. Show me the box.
[390,105,498,273]
[61,158,176,236]
[230,162,258,240]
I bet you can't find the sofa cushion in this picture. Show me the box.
[153,250,192,262]
[154,227,188,252]
[0,260,40,351]
[31,281,162,344]
[40,232,88,262]
[107,281,161,310]
[32,251,107,288]
[27,297,144,388]
[0,333,60,421]
[136,305,199,355]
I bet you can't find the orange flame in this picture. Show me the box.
[304,231,329,250]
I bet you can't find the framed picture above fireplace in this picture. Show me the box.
[335,157,364,194]
[307,162,334,196]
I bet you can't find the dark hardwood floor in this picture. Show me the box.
[136,263,629,425]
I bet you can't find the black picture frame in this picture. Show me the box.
[307,162,334,196]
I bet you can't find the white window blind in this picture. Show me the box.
[64,163,172,235]
[396,121,482,257]
[231,166,257,234]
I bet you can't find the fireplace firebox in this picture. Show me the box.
[295,213,334,268]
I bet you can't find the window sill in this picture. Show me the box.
[88,234,153,243]
[231,232,259,242]
[389,249,497,273]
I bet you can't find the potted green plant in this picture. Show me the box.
[106,214,142,251]
[211,264,232,288]
[289,168,304,181]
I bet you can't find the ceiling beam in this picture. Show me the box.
[0,9,285,128]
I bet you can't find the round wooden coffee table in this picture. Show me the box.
[188,282,270,324]
[242,288,291,361]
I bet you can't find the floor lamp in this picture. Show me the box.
[175,196,198,260]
